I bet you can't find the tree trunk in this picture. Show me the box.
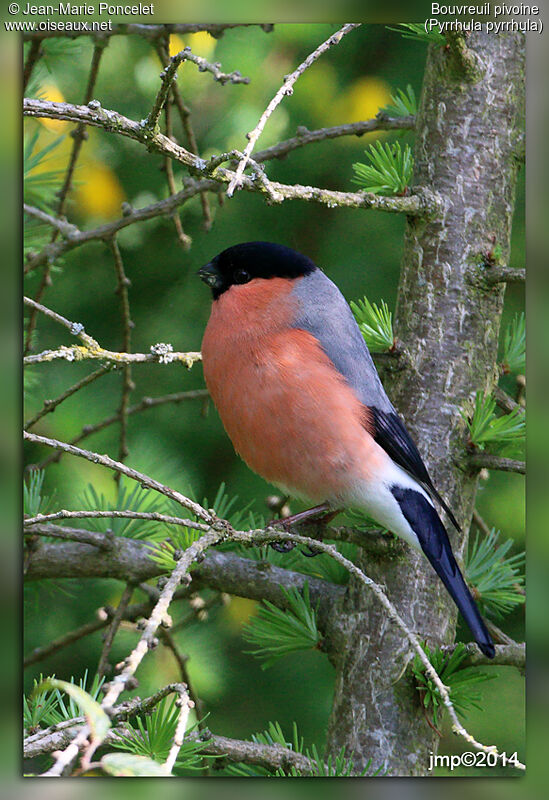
[326,32,525,776]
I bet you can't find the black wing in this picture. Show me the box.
[370,407,461,531]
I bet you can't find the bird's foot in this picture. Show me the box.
[267,503,341,557]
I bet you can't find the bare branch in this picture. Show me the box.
[23,296,100,349]
[23,39,42,92]
[97,583,135,680]
[100,530,223,710]
[24,344,201,368]
[253,115,415,162]
[163,687,193,774]
[109,237,133,471]
[32,390,209,469]
[24,522,113,548]
[467,452,525,474]
[24,204,81,239]
[493,385,524,415]
[186,731,316,775]
[24,365,113,430]
[24,510,208,531]
[441,642,525,669]
[226,23,361,196]
[24,598,155,668]
[483,266,525,284]
[23,431,213,522]
[25,42,106,356]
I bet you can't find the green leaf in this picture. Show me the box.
[24,674,61,731]
[100,753,168,776]
[380,84,417,117]
[79,480,166,539]
[352,140,413,196]
[242,583,321,669]
[47,670,105,724]
[412,643,495,728]
[24,130,66,210]
[461,391,525,454]
[24,469,56,517]
[351,296,394,352]
[465,528,525,619]
[36,678,111,744]
[387,23,446,45]
[501,312,525,375]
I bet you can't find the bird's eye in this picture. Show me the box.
[233,269,251,284]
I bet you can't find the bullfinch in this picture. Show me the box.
[198,241,495,659]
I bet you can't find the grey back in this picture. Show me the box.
[291,269,393,413]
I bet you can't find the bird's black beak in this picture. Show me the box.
[197,261,224,291]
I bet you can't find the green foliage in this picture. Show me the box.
[23,674,60,732]
[37,677,111,743]
[47,670,105,724]
[501,312,525,374]
[146,527,204,571]
[387,23,447,46]
[24,469,56,517]
[110,697,212,771]
[380,84,417,117]
[412,644,495,728]
[148,482,265,571]
[79,480,166,539]
[24,130,65,210]
[461,392,525,454]
[352,140,413,196]
[225,721,378,776]
[351,295,394,352]
[242,583,321,669]
[465,529,525,620]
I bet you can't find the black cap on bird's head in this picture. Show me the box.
[198,241,316,299]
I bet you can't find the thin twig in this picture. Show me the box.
[472,508,492,538]
[24,510,209,531]
[467,452,525,474]
[23,295,100,349]
[33,390,209,469]
[97,583,135,679]
[156,37,212,232]
[163,687,193,774]
[493,385,524,415]
[162,87,192,249]
[226,23,361,196]
[24,43,106,356]
[253,115,415,162]
[24,364,113,430]
[23,39,42,92]
[24,598,156,668]
[100,529,223,710]
[109,238,133,476]
[23,431,214,523]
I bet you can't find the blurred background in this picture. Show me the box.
[21,23,524,777]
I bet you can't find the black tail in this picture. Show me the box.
[391,487,495,659]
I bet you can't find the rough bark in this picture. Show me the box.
[326,33,525,776]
